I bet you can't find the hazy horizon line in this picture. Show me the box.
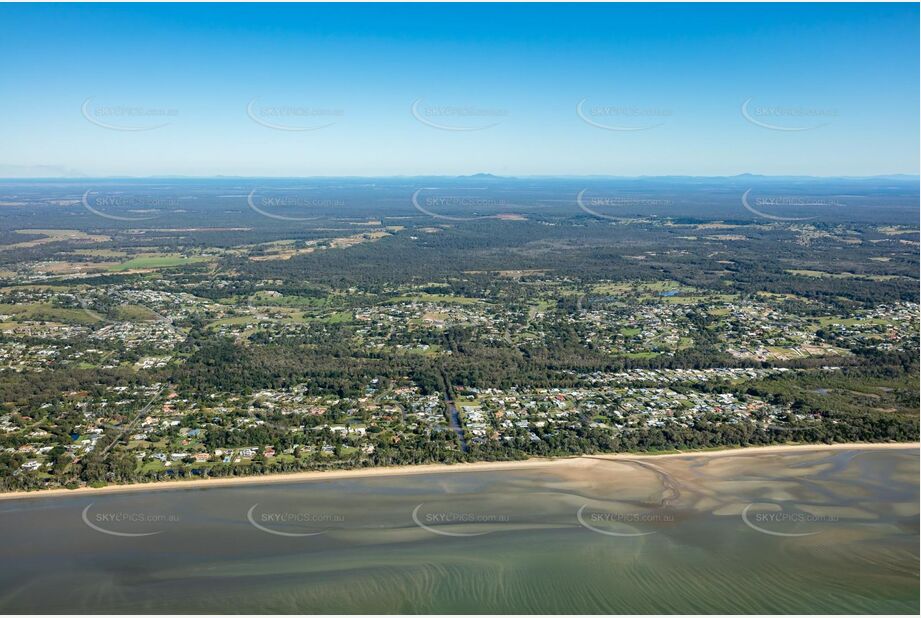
[0,173,918,181]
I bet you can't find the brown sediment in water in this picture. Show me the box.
[0,444,916,613]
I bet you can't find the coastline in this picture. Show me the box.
[2,441,917,502]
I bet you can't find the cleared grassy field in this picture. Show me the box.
[390,293,482,305]
[1,229,110,251]
[109,254,212,272]
[0,303,100,325]
[786,269,902,282]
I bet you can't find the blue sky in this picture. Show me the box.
[0,3,917,177]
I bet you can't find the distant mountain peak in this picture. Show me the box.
[460,173,502,179]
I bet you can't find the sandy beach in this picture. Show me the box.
[1,441,917,502]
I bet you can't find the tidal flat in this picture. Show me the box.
[0,446,917,613]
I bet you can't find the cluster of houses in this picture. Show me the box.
[2,272,917,484]
[455,382,798,444]
[576,302,690,357]
[820,302,918,353]
[90,321,185,350]
[354,299,496,352]
[0,341,63,372]
[717,301,830,361]
[578,367,790,386]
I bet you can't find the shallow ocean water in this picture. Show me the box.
[0,447,917,613]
